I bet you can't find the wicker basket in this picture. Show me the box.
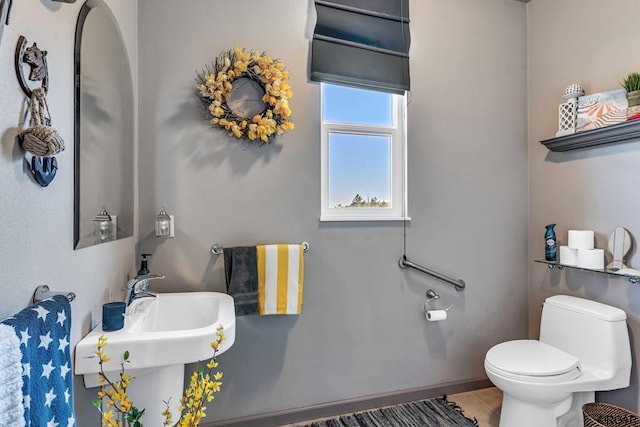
[583,403,640,427]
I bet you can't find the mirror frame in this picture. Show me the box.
[73,0,134,249]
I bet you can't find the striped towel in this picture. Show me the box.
[257,244,304,315]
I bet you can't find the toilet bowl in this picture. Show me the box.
[484,295,631,427]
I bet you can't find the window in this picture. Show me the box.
[321,83,408,221]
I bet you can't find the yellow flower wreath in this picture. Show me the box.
[196,47,294,144]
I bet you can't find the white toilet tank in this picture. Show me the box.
[540,295,631,382]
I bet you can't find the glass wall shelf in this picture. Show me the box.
[534,260,640,284]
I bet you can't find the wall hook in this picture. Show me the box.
[15,35,49,98]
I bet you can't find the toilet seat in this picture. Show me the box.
[485,340,581,384]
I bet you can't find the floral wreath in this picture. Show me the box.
[196,47,294,144]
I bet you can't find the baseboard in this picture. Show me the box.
[202,377,493,427]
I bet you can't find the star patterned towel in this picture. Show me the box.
[1,295,75,427]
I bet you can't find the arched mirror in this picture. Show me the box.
[74,0,134,249]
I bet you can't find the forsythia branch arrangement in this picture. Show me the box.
[94,326,225,427]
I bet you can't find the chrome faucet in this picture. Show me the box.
[125,274,165,306]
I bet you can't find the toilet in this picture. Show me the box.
[484,295,631,427]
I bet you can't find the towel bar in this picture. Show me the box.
[33,285,76,303]
[398,255,466,291]
[211,241,310,256]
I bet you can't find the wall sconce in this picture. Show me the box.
[155,207,174,238]
[93,206,116,244]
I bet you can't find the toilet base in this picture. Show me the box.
[558,392,594,427]
[499,391,594,427]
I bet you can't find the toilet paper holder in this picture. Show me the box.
[425,289,452,312]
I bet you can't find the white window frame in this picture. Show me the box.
[320,83,409,222]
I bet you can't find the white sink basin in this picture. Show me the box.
[75,292,235,425]
[75,291,236,381]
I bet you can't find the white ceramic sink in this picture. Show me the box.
[75,292,236,382]
[75,292,235,425]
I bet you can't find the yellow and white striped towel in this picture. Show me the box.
[257,244,304,315]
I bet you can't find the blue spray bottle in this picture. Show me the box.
[544,224,557,261]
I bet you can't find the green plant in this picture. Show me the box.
[621,72,640,92]
[94,326,225,427]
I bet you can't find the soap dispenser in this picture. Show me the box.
[137,253,152,277]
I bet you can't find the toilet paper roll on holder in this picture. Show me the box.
[425,289,452,312]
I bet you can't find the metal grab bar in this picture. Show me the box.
[398,255,466,291]
[211,241,310,256]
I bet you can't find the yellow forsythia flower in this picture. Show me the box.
[162,405,173,425]
[121,373,131,388]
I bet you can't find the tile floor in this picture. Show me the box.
[448,387,502,426]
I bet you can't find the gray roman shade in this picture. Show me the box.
[310,0,411,95]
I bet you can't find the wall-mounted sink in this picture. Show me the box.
[76,292,235,377]
[74,291,236,425]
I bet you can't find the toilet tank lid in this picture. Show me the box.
[545,295,626,322]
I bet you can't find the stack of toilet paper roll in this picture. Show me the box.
[559,230,604,269]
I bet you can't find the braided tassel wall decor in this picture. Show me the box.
[15,35,64,187]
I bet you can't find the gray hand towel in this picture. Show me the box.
[224,246,259,316]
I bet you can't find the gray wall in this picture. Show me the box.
[0,0,138,424]
[138,0,528,422]
[528,0,640,412]
[6,0,640,423]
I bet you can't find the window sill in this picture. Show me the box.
[319,216,411,222]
